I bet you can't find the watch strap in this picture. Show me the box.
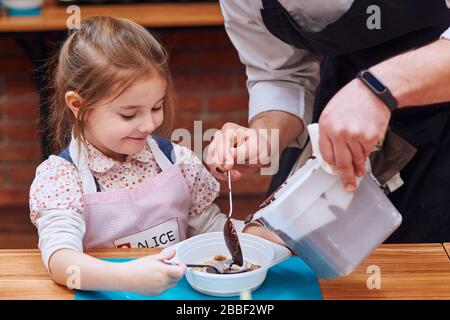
[357,70,398,112]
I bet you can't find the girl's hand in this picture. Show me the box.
[120,250,186,296]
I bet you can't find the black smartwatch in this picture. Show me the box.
[357,70,398,112]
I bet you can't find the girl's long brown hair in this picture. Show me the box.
[46,16,175,155]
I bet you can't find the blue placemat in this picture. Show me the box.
[75,257,322,300]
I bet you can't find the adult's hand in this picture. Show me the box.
[206,122,272,182]
[206,111,304,182]
[318,77,391,192]
[319,38,450,192]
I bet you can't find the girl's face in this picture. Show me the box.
[84,76,166,162]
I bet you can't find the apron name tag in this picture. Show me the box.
[113,218,180,249]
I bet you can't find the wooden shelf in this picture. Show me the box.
[0,0,223,32]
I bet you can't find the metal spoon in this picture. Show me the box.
[220,258,248,274]
[186,264,222,274]
[165,261,247,275]
[223,171,244,266]
[164,261,222,274]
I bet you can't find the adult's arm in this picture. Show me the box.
[319,27,450,191]
[209,1,320,180]
[371,28,450,108]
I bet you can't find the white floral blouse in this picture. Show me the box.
[29,139,220,225]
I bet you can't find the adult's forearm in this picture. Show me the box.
[371,39,450,108]
[249,110,304,152]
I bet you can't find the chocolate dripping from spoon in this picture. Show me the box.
[223,170,244,267]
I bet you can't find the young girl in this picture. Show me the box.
[29,16,271,296]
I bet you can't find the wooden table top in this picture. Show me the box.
[0,0,223,32]
[444,243,450,259]
[0,243,449,300]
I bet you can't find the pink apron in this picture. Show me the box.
[68,136,191,249]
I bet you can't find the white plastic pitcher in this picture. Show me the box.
[252,157,402,279]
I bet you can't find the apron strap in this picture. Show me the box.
[68,136,99,194]
[67,134,174,193]
[148,136,174,171]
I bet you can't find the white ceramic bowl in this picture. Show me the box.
[162,232,291,297]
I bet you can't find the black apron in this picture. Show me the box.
[262,0,450,243]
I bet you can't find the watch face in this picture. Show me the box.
[362,71,386,93]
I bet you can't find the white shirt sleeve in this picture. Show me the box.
[441,26,450,40]
[219,0,321,146]
[35,210,85,273]
[188,203,245,236]
[29,157,86,272]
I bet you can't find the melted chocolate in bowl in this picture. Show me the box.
[194,255,261,275]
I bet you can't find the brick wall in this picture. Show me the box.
[0,27,271,208]
[0,37,42,205]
